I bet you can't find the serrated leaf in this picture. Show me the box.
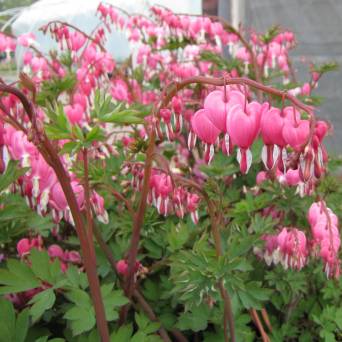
[0,299,15,342]
[167,223,189,252]
[29,288,56,322]
[29,249,53,283]
[45,125,72,140]
[176,305,210,332]
[85,126,105,144]
[110,324,133,342]
[0,160,29,192]
[34,337,49,342]
[135,313,150,330]
[144,322,160,334]
[130,331,147,342]
[14,308,30,342]
[0,259,40,294]
[64,306,96,336]
[59,141,79,155]
[65,288,92,309]
[72,124,84,141]
[334,308,342,329]
[238,291,260,309]
[100,111,143,124]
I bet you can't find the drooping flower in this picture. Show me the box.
[190,108,220,164]
[226,102,264,173]
[64,103,84,125]
[260,106,286,170]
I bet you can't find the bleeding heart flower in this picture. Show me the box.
[226,102,262,173]
[260,106,287,169]
[48,244,64,259]
[203,89,244,132]
[191,108,220,164]
[17,238,31,257]
[282,119,310,151]
[64,103,84,125]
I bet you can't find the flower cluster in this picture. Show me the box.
[257,227,308,271]
[236,30,295,81]
[17,236,81,270]
[0,33,16,60]
[127,163,200,224]
[187,82,330,183]
[308,201,340,278]
[256,201,340,278]
[2,125,108,226]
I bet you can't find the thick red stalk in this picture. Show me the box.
[0,85,110,342]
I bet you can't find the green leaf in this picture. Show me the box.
[144,322,160,334]
[159,313,177,330]
[100,110,143,124]
[200,50,242,72]
[72,124,84,141]
[320,330,336,342]
[200,153,239,178]
[64,306,96,336]
[110,324,133,342]
[34,337,49,342]
[228,236,259,259]
[260,25,280,44]
[45,104,72,140]
[312,61,339,75]
[65,265,88,289]
[130,332,147,342]
[167,223,189,252]
[0,259,40,294]
[0,160,29,192]
[334,308,342,329]
[45,125,72,140]
[0,300,30,342]
[85,126,105,145]
[0,299,15,342]
[36,73,76,106]
[59,141,80,155]
[135,313,150,330]
[238,290,260,309]
[65,288,92,308]
[14,308,30,342]
[63,288,100,336]
[29,288,56,322]
[29,249,53,283]
[176,305,210,332]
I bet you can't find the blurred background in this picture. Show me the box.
[0,0,341,154]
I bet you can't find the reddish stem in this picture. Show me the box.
[261,308,272,332]
[0,85,110,342]
[123,121,156,303]
[250,309,270,342]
